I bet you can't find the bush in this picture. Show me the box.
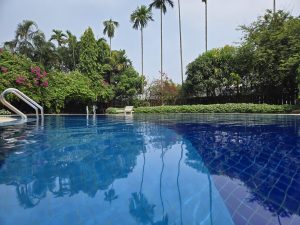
[134,104,296,114]
[0,109,11,115]
[106,107,123,114]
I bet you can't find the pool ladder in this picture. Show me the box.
[0,88,44,121]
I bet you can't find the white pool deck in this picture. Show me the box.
[0,116,17,123]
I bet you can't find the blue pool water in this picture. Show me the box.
[0,115,299,225]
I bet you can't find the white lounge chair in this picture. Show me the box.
[124,106,134,115]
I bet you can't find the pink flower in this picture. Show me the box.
[43,80,49,87]
[16,76,26,85]
[43,71,47,77]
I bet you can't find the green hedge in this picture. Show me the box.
[106,107,124,114]
[134,104,296,114]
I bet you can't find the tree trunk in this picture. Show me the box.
[178,0,184,85]
[160,7,163,105]
[109,37,112,57]
[205,2,208,52]
[141,28,144,93]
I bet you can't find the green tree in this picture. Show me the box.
[49,29,66,47]
[103,19,119,57]
[113,67,143,103]
[78,27,100,77]
[184,46,238,97]
[130,5,154,78]
[32,31,58,70]
[6,20,39,57]
[149,0,174,98]
[240,10,300,96]
[65,30,78,69]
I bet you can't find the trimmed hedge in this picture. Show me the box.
[133,104,296,114]
[106,107,124,114]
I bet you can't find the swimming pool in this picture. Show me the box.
[0,115,299,225]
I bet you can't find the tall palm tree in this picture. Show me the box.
[103,19,119,57]
[177,0,184,84]
[149,0,174,104]
[130,5,154,78]
[50,29,66,47]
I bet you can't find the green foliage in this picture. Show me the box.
[0,50,114,113]
[0,109,11,115]
[184,11,300,98]
[106,107,122,114]
[103,19,119,40]
[135,104,296,114]
[113,67,143,101]
[130,5,154,30]
[184,45,238,97]
[240,10,300,95]
[78,27,101,77]
[0,50,47,104]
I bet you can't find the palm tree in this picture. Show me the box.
[130,5,154,78]
[177,0,184,84]
[65,30,77,69]
[149,0,174,104]
[103,19,119,57]
[15,20,38,57]
[50,29,66,47]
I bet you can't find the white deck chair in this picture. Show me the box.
[124,106,134,115]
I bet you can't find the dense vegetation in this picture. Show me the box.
[184,10,300,99]
[0,22,143,113]
[1,9,299,114]
[132,104,296,114]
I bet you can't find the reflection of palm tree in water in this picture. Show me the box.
[129,145,156,224]
[16,182,45,208]
[156,135,168,225]
[129,139,168,225]
[177,143,184,225]
[208,173,213,225]
[104,182,118,204]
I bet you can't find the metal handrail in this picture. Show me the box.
[0,88,44,120]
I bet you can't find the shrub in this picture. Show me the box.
[0,109,11,115]
[106,107,123,114]
[134,104,296,114]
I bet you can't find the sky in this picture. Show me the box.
[0,0,299,84]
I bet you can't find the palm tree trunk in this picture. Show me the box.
[141,28,144,77]
[160,7,163,105]
[178,0,184,85]
[205,1,208,52]
[141,28,144,94]
[109,37,112,57]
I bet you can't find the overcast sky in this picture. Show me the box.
[0,0,299,84]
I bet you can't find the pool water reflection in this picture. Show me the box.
[0,115,234,225]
